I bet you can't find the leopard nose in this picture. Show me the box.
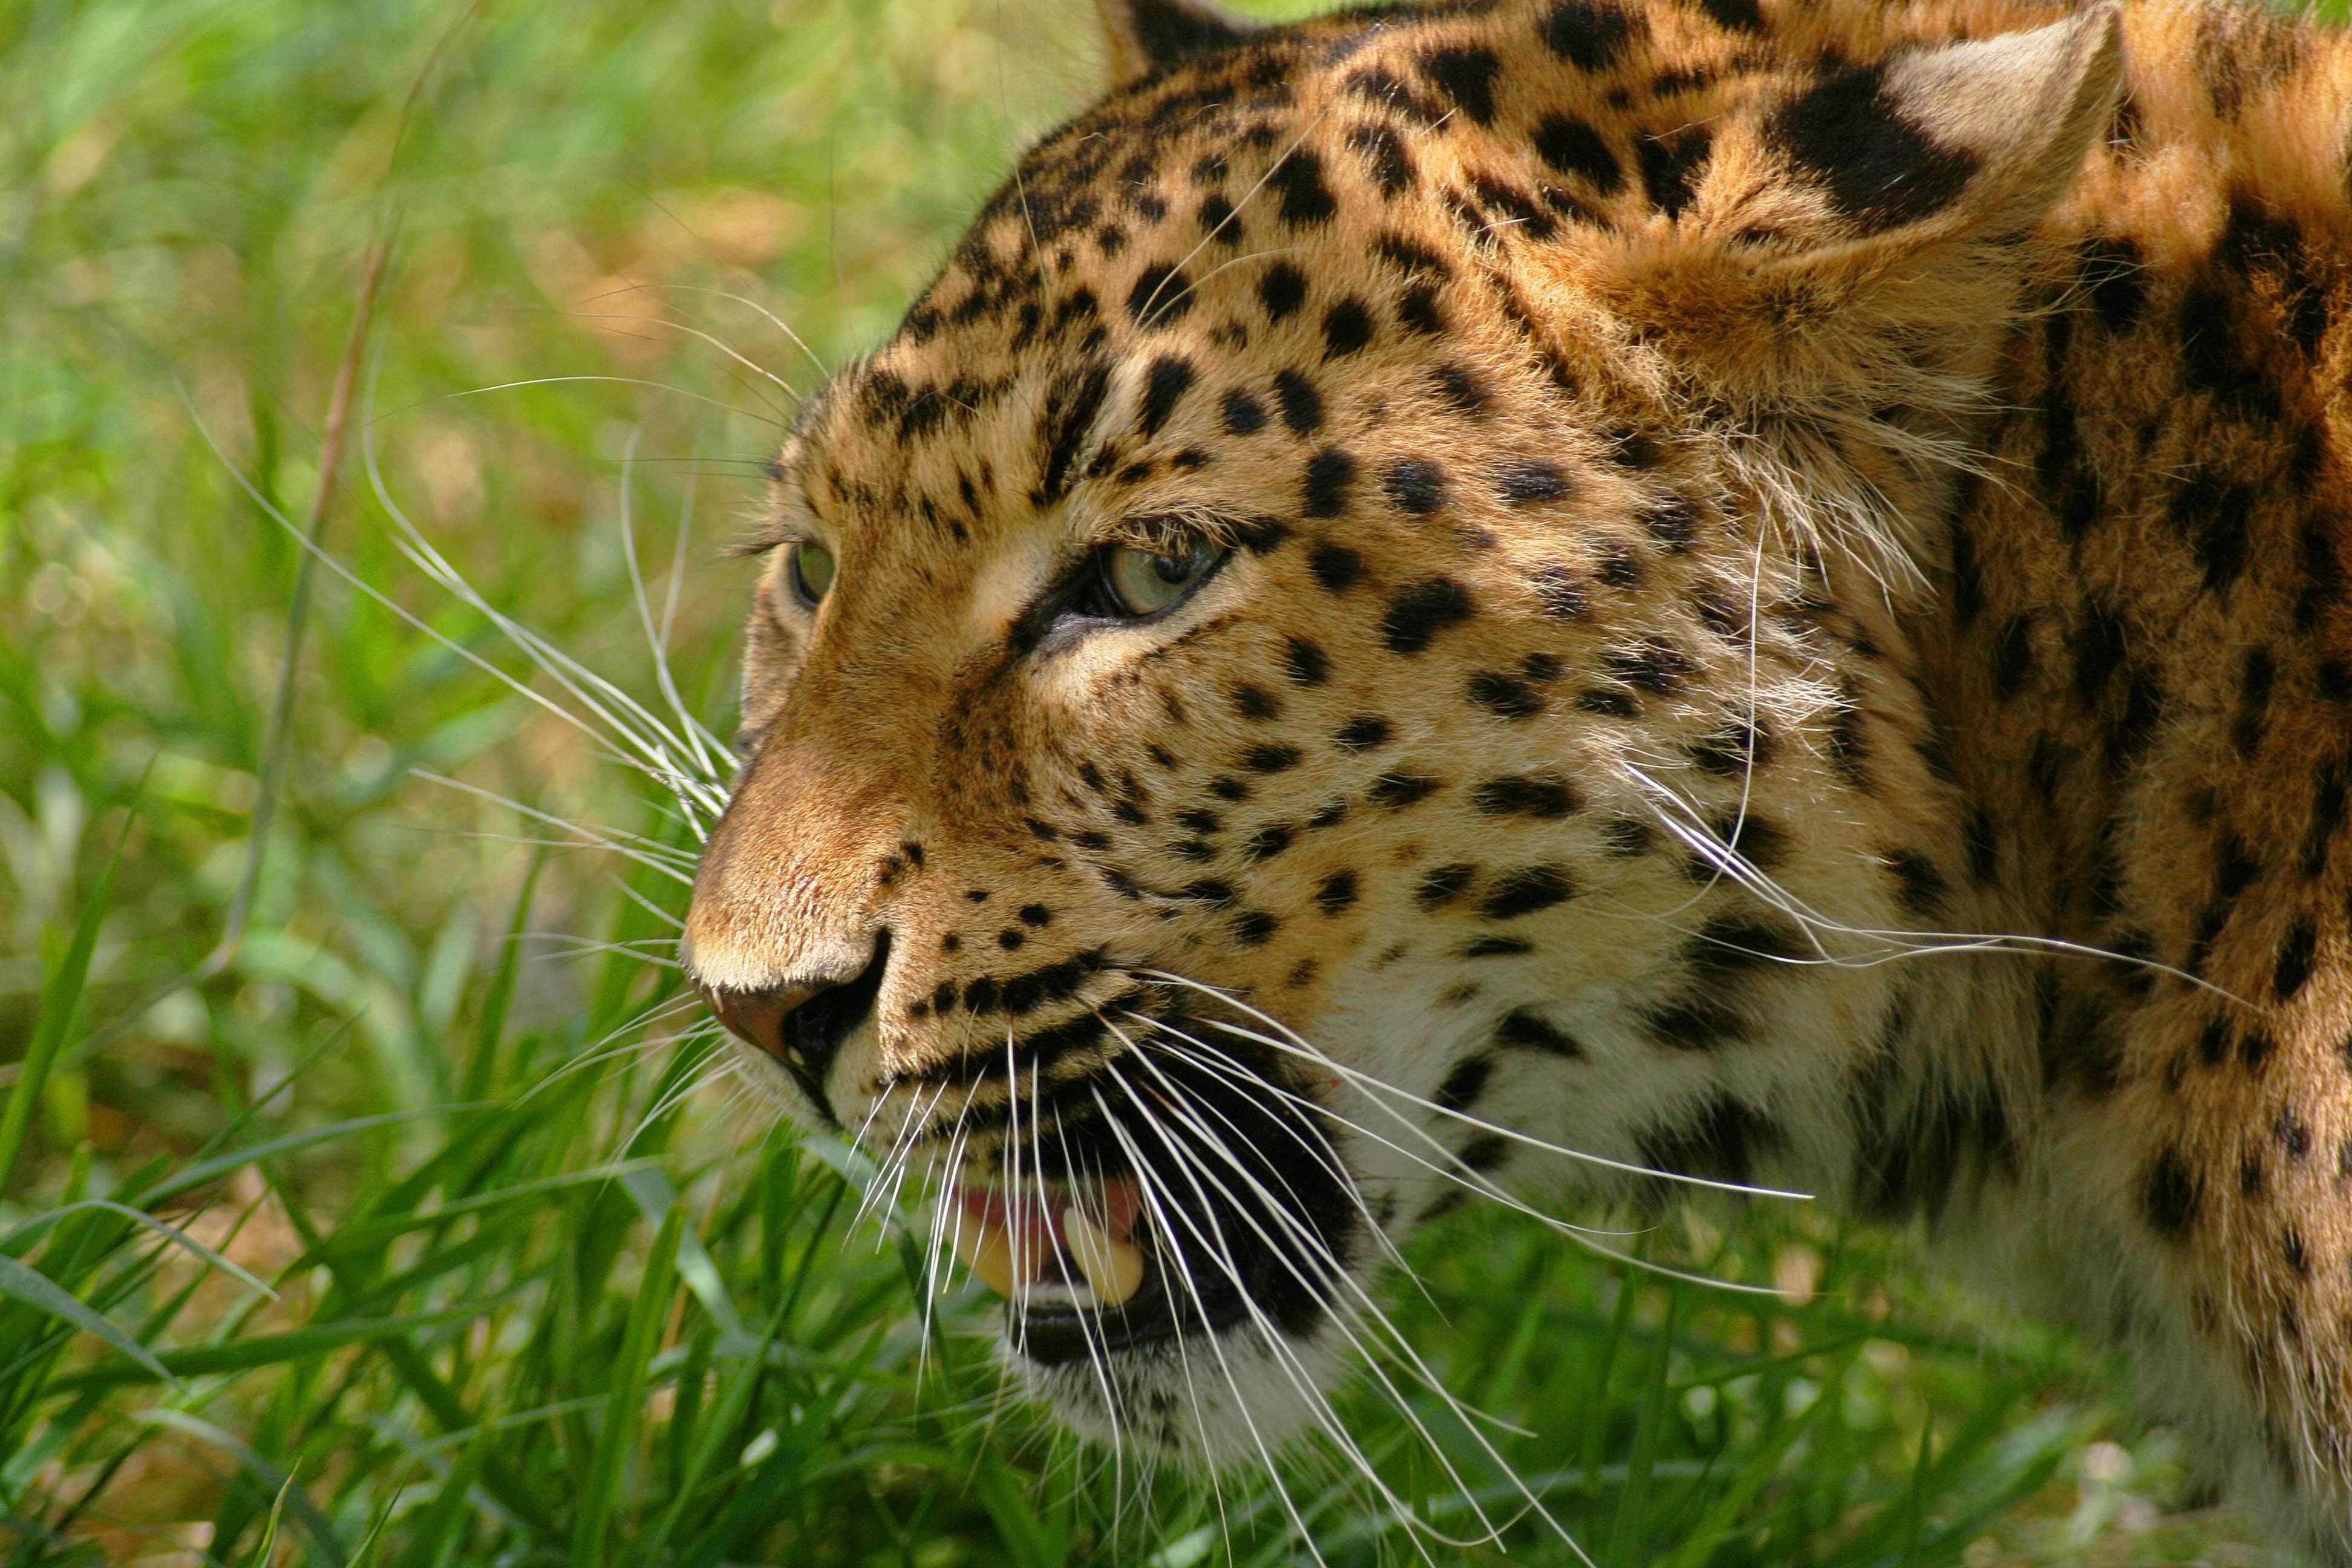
[693,930,892,1125]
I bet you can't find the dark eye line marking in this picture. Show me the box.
[1005,514,1244,656]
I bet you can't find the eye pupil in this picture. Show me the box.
[1099,535,1224,618]
[789,543,835,607]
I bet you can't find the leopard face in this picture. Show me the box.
[681,0,2125,1457]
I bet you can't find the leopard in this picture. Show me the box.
[676,0,2352,1555]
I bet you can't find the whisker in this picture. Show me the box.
[1140,972,1814,1201]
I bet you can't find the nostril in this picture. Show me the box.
[695,930,892,1123]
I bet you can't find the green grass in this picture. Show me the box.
[0,0,2282,1562]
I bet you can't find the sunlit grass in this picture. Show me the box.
[0,0,2280,1561]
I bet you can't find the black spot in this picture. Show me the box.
[1196,193,1239,241]
[2079,235,2148,330]
[1382,578,1475,653]
[2143,1148,2201,1240]
[1385,459,1448,515]
[1370,771,1440,807]
[1222,388,1268,435]
[1459,1134,1512,1173]
[1542,0,1639,72]
[1481,865,1575,919]
[2276,1106,2312,1159]
[1243,743,1302,773]
[1603,817,1653,857]
[1766,62,1981,232]
[1690,714,1774,778]
[1497,1008,1584,1058]
[1334,715,1391,751]
[1472,773,1578,818]
[1436,1054,1497,1114]
[1208,776,1250,802]
[1347,122,1417,195]
[1128,265,1196,328]
[1434,364,1488,416]
[1416,863,1478,907]
[2071,602,2126,705]
[1232,909,1279,946]
[1531,114,1622,193]
[1883,849,1949,918]
[1315,869,1360,913]
[1695,0,1764,31]
[1137,354,1195,438]
[1467,671,1544,719]
[998,928,1026,950]
[1696,809,1786,875]
[1271,368,1328,436]
[1991,616,2035,700]
[1636,1095,1782,1184]
[1608,637,1696,693]
[1309,542,1365,592]
[1463,935,1534,958]
[1497,461,1575,503]
[1281,636,1330,687]
[1530,565,1589,619]
[1639,496,1699,550]
[1019,904,1051,927]
[2275,918,2318,1001]
[1395,284,1447,336]
[1322,297,1376,358]
[1420,44,1503,124]
[1258,263,1309,322]
[1577,688,1639,719]
[1635,126,1712,219]
[1233,684,1281,721]
[2171,471,2254,594]
[1245,825,1293,860]
[1304,449,1356,517]
[1269,149,1338,226]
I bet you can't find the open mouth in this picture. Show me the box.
[940,1034,1360,1368]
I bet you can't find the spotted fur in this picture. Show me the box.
[682,0,2352,1554]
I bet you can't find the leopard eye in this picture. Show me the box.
[788,541,835,608]
[1095,535,1225,618]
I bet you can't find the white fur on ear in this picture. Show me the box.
[1096,0,1260,87]
[1870,1,2125,237]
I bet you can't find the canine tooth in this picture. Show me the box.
[1063,1205,1145,1307]
[953,1217,1021,1298]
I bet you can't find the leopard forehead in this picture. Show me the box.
[763,0,2031,577]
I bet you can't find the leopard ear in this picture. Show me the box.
[1584,5,2123,408]
[1768,0,2126,243]
[1096,0,1260,87]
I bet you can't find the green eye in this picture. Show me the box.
[788,542,835,607]
[1097,536,1224,618]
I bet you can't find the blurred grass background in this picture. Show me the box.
[0,0,2307,1561]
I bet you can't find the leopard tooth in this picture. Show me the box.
[1062,1205,1146,1307]
[952,1215,1021,1298]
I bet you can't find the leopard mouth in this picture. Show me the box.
[942,1034,1359,1372]
[946,1177,1223,1362]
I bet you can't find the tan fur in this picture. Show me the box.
[683,0,2352,1553]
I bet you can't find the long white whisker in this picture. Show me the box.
[1094,1100,1331,1564]
[1099,1052,1518,1554]
[1142,972,1812,1201]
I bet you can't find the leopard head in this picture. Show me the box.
[681,0,2121,1456]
